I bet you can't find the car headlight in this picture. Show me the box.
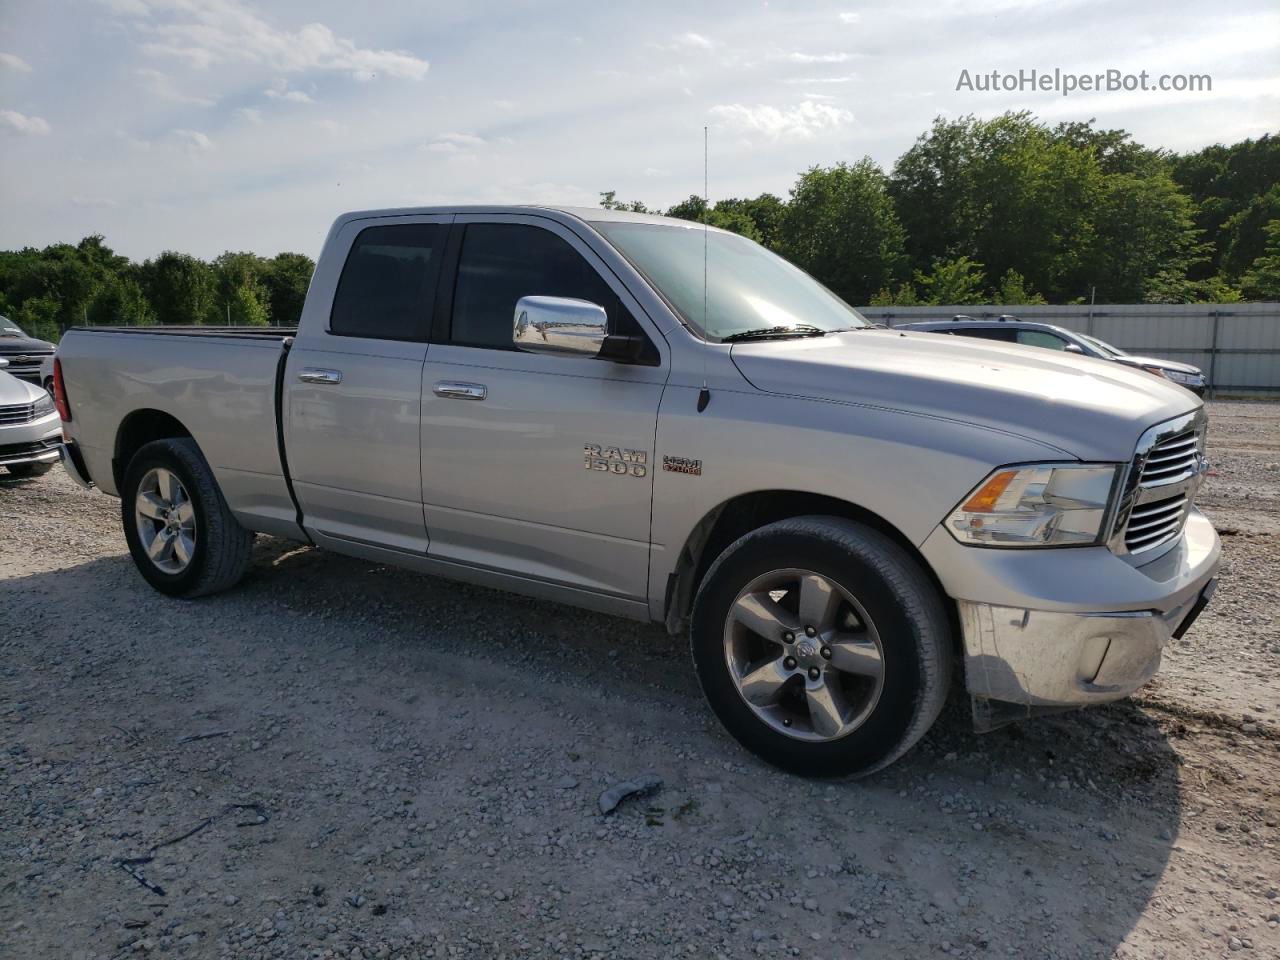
[1164,370,1199,386]
[946,463,1121,547]
[32,393,55,417]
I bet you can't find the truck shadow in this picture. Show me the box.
[5,536,1184,958]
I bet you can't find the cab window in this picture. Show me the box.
[1016,330,1069,350]
[330,224,442,340]
[449,223,637,350]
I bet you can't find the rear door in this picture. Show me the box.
[419,214,668,600]
[284,215,450,553]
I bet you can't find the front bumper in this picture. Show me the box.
[921,508,1221,721]
[0,412,62,469]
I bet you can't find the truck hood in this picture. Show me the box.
[729,329,1200,462]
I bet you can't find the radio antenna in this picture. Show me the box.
[698,125,711,413]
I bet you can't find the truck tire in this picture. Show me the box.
[6,462,53,477]
[121,438,254,598]
[690,516,951,778]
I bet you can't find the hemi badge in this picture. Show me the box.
[662,456,702,476]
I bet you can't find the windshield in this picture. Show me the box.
[0,315,25,338]
[1081,333,1126,358]
[591,221,868,339]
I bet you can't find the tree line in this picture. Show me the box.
[2,112,1276,345]
[0,238,315,343]
[603,112,1280,308]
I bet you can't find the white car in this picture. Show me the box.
[0,358,61,477]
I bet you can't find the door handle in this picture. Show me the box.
[298,368,343,385]
[433,380,487,400]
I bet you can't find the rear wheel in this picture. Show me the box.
[121,438,254,597]
[691,516,951,778]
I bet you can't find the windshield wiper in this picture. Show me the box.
[720,325,828,343]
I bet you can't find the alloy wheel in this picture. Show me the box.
[134,467,196,574]
[722,568,885,741]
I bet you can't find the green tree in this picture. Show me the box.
[1086,172,1205,301]
[599,190,650,213]
[712,194,787,250]
[915,257,987,305]
[993,269,1046,305]
[1240,219,1280,300]
[212,252,271,325]
[1170,133,1280,281]
[868,282,921,306]
[890,112,1104,301]
[262,252,314,326]
[664,195,708,221]
[780,160,907,305]
[140,252,217,326]
[87,275,155,326]
[14,295,60,342]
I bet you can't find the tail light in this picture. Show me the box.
[53,357,72,421]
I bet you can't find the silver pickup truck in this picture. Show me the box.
[55,206,1220,777]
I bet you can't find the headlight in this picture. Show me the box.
[32,393,55,417]
[1164,370,1199,386]
[946,463,1120,547]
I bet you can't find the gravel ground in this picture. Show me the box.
[2,400,1278,960]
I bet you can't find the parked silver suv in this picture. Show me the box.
[898,316,1208,395]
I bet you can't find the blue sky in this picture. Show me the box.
[1,0,1277,261]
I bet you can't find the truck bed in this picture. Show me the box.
[57,325,302,540]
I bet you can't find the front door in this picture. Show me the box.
[284,215,451,553]
[419,215,668,599]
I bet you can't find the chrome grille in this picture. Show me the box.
[1139,430,1200,485]
[1124,494,1188,553]
[0,402,36,425]
[1111,410,1207,558]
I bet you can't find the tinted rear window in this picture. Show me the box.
[330,224,441,340]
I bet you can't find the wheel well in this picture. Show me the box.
[113,409,192,489]
[664,490,959,645]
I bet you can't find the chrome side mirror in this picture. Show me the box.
[0,357,8,368]
[513,296,607,358]
[1063,343,1085,355]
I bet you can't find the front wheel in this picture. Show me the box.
[690,516,951,778]
[121,438,254,598]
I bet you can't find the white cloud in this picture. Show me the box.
[172,128,213,151]
[424,132,486,153]
[0,110,51,135]
[675,32,714,49]
[784,75,857,84]
[710,100,853,141]
[235,106,262,124]
[786,51,854,64]
[265,79,314,103]
[94,0,148,14]
[0,53,32,72]
[838,12,861,24]
[136,68,216,106]
[132,0,428,81]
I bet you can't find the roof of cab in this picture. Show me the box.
[331,204,730,232]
